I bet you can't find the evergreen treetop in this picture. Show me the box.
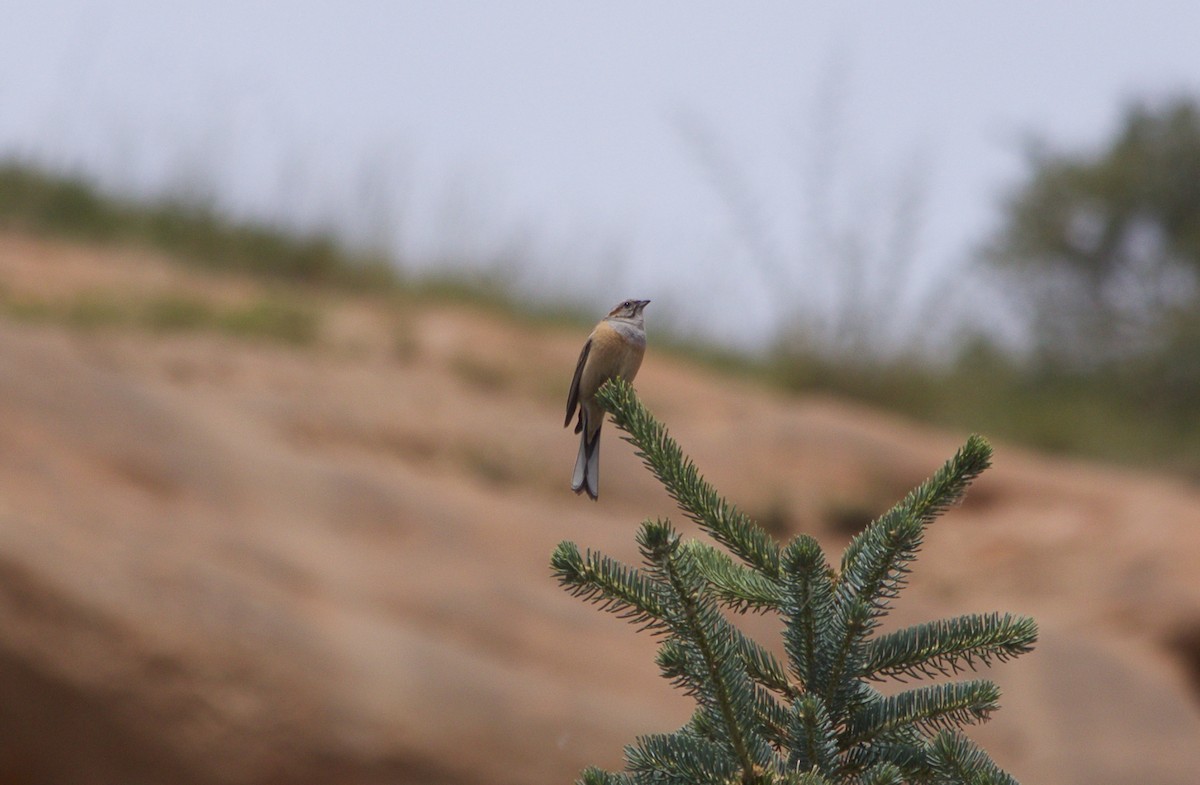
[552,379,1036,785]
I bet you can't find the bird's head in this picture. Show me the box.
[606,299,650,322]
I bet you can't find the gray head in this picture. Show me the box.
[605,299,650,327]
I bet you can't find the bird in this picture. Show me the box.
[564,298,650,500]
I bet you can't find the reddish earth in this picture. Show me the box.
[1,231,1198,784]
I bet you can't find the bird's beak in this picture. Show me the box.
[638,299,651,308]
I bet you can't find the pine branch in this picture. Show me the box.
[927,730,1019,785]
[626,732,743,785]
[861,614,1038,681]
[829,437,993,710]
[821,598,873,725]
[839,436,992,623]
[668,640,793,740]
[688,541,785,613]
[787,694,839,776]
[858,762,905,785]
[781,773,835,785]
[676,539,795,698]
[578,767,636,785]
[551,541,669,632]
[781,535,837,693]
[683,707,723,744]
[661,619,793,702]
[732,628,796,699]
[642,519,777,778]
[596,378,782,579]
[845,681,1001,745]
[840,728,928,781]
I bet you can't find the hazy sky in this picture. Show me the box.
[5,2,1200,349]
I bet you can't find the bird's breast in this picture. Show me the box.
[605,318,647,349]
[582,321,646,394]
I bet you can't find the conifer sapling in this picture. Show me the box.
[552,379,1036,785]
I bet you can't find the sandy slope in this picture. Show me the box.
[0,231,1198,784]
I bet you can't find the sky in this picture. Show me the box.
[4,2,1200,351]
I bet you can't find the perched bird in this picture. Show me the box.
[565,298,650,500]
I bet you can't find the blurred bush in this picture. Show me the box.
[0,161,396,289]
[983,96,1200,418]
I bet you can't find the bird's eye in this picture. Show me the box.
[622,300,631,308]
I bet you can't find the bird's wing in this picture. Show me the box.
[564,337,591,428]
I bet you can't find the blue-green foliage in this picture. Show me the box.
[551,380,1036,784]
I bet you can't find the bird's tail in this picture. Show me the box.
[571,424,601,500]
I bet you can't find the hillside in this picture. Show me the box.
[1,229,1199,785]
